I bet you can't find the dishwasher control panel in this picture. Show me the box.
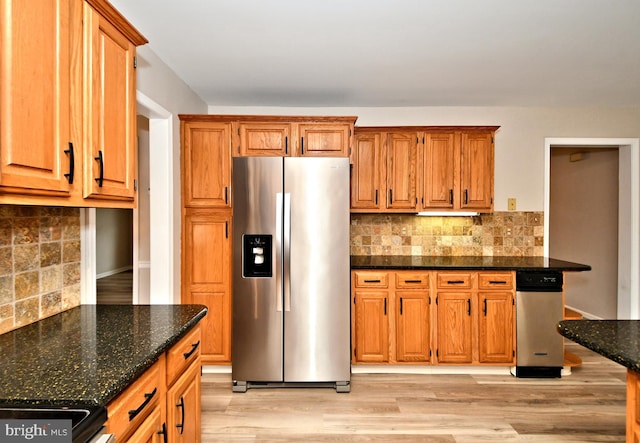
[516,271,563,292]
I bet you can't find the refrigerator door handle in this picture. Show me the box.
[283,193,291,312]
[275,192,283,312]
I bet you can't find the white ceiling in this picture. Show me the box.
[110,0,640,108]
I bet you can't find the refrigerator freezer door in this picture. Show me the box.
[232,157,284,382]
[283,157,351,382]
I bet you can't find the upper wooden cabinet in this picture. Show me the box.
[350,132,382,210]
[386,132,419,211]
[238,122,292,156]
[350,129,419,212]
[0,0,78,197]
[298,122,352,157]
[351,126,498,214]
[181,121,232,208]
[0,0,147,207]
[83,0,145,202]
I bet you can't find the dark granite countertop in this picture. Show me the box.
[558,320,640,372]
[0,304,207,408]
[351,255,591,271]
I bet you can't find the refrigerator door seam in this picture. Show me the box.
[275,192,283,312]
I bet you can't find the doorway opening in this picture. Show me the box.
[544,137,640,320]
[81,92,175,305]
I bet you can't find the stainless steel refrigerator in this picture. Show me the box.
[231,156,351,393]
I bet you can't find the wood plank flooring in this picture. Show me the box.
[201,343,627,442]
[96,270,133,304]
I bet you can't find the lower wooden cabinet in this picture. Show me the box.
[351,271,430,364]
[351,270,515,366]
[167,361,201,443]
[627,369,640,443]
[107,324,203,442]
[181,210,231,364]
[435,271,515,365]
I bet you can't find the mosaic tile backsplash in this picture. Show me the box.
[0,206,81,334]
[350,211,544,257]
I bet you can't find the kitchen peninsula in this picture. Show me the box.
[559,320,640,442]
[0,304,207,442]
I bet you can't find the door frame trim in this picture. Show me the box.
[544,137,639,319]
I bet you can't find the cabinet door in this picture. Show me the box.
[353,291,389,363]
[123,406,164,443]
[83,3,137,201]
[478,292,514,363]
[385,132,418,210]
[0,0,76,195]
[182,122,232,208]
[298,123,351,157]
[460,132,493,211]
[421,132,456,209]
[238,122,291,156]
[182,211,231,363]
[167,362,201,443]
[436,293,473,363]
[395,291,430,362]
[351,133,382,210]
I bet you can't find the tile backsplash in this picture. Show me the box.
[0,206,81,334]
[350,211,544,257]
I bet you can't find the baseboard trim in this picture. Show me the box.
[96,266,133,280]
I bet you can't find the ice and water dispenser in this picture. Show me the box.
[242,235,272,278]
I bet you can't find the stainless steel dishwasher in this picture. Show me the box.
[514,271,564,378]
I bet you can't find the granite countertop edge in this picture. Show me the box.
[558,319,640,373]
[350,255,591,271]
[0,304,208,409]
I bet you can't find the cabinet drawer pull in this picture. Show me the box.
[375,189,378,205]
[467,298,471,316]
[404,279,422,283]
[176,396,185,434]
[285,136,288,155]
[389,189,393,204]
[157,423,167,443]
[128,387,157,421]
[464,189,469,204]
[449,189,453,204]
[489,280,507,285]
[363,279,381,283]
[400,298,403,315]
[64,142,74,184]
[183,340,201,359]
[384,298,387,315]
[94,150,104,187]
[447,280,465,284]
[483,298,487,316]
[301,136,304,154]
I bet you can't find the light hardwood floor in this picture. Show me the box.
[201,343,627,442]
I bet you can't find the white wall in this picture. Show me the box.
[96,208,133,277]
[208,105,640,212]
[135,46,207,303]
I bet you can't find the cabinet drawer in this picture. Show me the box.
[478,272,514,290]
[106,356,165,441]
[436,273,472,289]
[395,272,430,289]
[167,325,202,386]
[353,271,389,288]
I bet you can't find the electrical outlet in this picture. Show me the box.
[508,198,517,211]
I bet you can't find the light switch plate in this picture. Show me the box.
[508,198,517,210]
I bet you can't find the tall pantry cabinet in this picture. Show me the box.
[181,119,233,364]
